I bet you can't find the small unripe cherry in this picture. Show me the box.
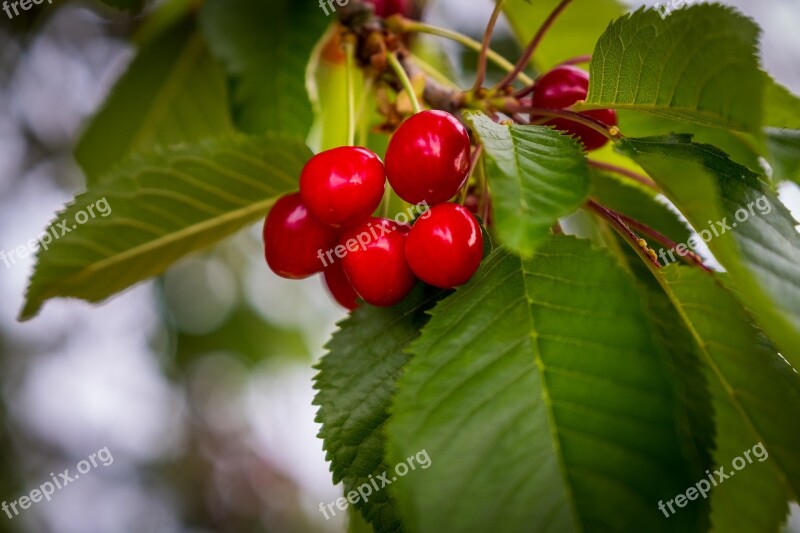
[300,146,386,228]
[340,218,416,307]
[385,110,472,205]
[405,203,483,289]
[324,262,359,310]
[263,193,338,279]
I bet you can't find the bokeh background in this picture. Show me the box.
[0,0,798,531]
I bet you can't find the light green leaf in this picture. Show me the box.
[200,0,327,137]
[313,285,442,532]
[767,129,800,185]
[503,0,625,73]
[656,266,799,532]
[586,6,762,133]
[76,19,232,182]
[467,112,589,257]
[388,238,703,533]
[617,134,800,372]
[764,76,800,130]
[21,135,309,320]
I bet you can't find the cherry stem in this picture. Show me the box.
[387,52,422,114]
[344,38,357,146]
[514,106,620,141]
[587,160,658,191]
[473,0,507,93]
[391,18,534,86]
[495,0,573,89]
[558,54,592,66]
[614,212,714,272]
[410,53,459,89]
[586,199,661,269]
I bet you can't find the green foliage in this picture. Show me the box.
[587,5,762,133]
[618,134,800,370]
[21,135,309,320]
[467,112,589,257]
[387,239,702,532]
[314,285,443,532]
[200,0,328,138]
[76,19,232,182]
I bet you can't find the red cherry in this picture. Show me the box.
[300,146,386,228]
[365,0,414,18]
[532,66,617,151]
[405,203,483,289]
[385,110,471,205]
[263,193,338,279]
[532,65,590,109]
[340,218,417,307]
[324,262,359,310]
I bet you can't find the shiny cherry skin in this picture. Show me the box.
[300,146,386,228]
[324,262,359,311]
[405,203,483,289]
[366,0,414,18]
[385,110,472,205]
[263,193,338,279]
[532,65,617,151]
[340,218,417,307]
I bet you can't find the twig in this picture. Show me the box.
[587,160,658,190]
[587,199,661,268]
[473,0,506,92]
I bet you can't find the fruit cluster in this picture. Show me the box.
[263,110,484,310]
[530,65,617,151]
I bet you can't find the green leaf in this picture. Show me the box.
[76,19,232,182]
[313,285,442,532]
[388,238,703,532]
[200,0,327,137]
[21,135,309,320]
[656,266,800,532]
[766,129,800,185]
[764,76,800,130]
[467,112,589,257]
[586,6,763,133]
[503,0,625,73]
[617,134,800,371]
[589,167,691,246]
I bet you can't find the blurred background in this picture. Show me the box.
[0,0,798,531]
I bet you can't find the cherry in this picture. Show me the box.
[263,193,338,279]
[340,218,417,307]
[385,110,472,205]
[300,146,386,228]
[366,0,414,18]
[405,203,483,289]
[531,65,617,151]
[324,262,359,310]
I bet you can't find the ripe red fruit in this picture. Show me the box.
[263,193,338,279]
[405,203,483,289]
[324,262,359,311]
[365,0,414,18]
[340,218,416,307]
[300,146,386,228]
[532,65,617,151]
[385,110,471,205]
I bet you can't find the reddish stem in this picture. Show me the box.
[513,106,619,141]
[473,0,506,92]
[587,199,661,269]
[615,212,713,272]
[587,160,658,190]
[558,54,592,66]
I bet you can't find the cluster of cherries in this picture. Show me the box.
[263,110,484,310]
[529,65,617,151]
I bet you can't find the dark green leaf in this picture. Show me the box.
[21,135,308,320]
[388,238,702,532]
